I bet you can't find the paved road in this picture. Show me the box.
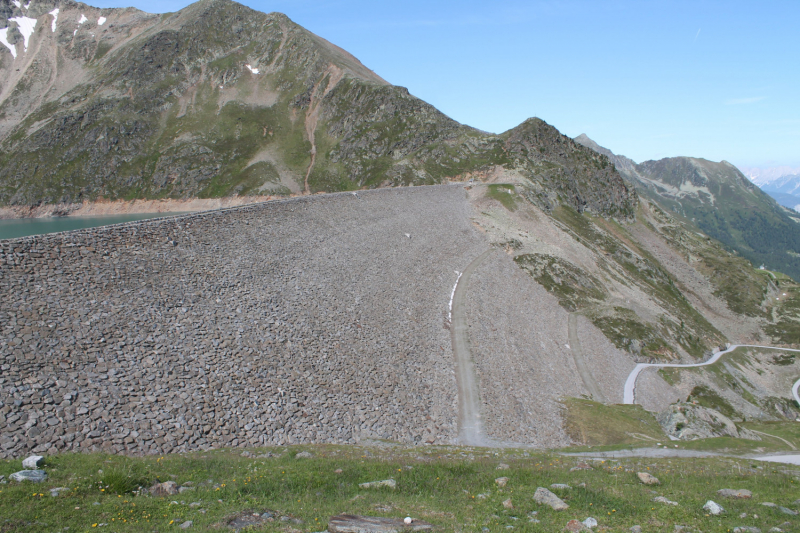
[450,249,493,446]
[624,344,800,405]
[568,313,607,403]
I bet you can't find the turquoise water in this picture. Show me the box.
[0,213,184,240]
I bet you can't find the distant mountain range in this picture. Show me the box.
[575,134,800,281]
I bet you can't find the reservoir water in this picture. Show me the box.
[0,212,184,241]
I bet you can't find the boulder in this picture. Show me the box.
[534,487,569,510]
[22,455,44,469]
[658,404,761,441]
[582,517,598,529]
[653,496,678,506]
[564,519,588,532]
[295,451,314,459]
[358,479,396,489]
[10,470,47,482]
[502,498,513,509]
[718,489,752,499]
[637,472,660,485]
[703,500,725,515]
[327,515,433,532]
[495,477,509,487]
[150,481,179,496]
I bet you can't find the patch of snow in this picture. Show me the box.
[245,63,260,74]
[0,28,17,58]
[9,16,36,52]
[23,1,31,9]
[73,29,77,36]
[12,1,21,8]
[49,8,59,33]
[97,16,106,26]
[78,14,88,24]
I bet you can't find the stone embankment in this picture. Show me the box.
[0,186,487,457]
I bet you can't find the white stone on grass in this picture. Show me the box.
[703,500,725,515]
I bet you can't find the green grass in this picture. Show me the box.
[486,184,518,211]
[1,446,799,532]
[562,399,666,446]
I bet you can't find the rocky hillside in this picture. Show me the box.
[0,0,635,217]
[575,134,800,281]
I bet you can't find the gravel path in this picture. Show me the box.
[568,314,606,403]
[450,249,493,446]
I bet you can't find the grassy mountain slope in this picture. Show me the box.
[575,134,800,281]
[0,0,635,218]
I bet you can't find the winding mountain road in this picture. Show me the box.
[624,344,800,405]
[450,249,493,446]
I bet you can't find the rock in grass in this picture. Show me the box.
[358,479,396,489]
[179,521,193,529]
[718,489,752,499]
[327,514,433,532]
[637,472,660,485]
[534,487,569,510]
[703,500,725,515]
[50,487,69,497]
[496,463,510,470]
[149,481,179,496]
[10,470,47,482]
[550,483,572,490]
[564,519,588,532]
[653,496,678,506]
[495,477,509,487]
[733,527,761,533]
[295,451,313,459]
[630,526,642,533]
[582,517,598,529]
[22,455,43,469]
[502,498,513,509]
[570,462,592,471]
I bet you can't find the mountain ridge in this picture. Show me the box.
[0,0,636,218]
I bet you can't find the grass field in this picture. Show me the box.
[2,445,799,532]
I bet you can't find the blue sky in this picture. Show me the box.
[92,0,800,168]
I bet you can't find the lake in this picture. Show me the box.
[0,213,186,240]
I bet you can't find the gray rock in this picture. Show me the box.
[495,477,509,487]
[22,455,43,469]
[582,517,598,529]
[178,486,195,493]
[718,489,752,499]
[358,479,396,489]
[327,514,433,532]
[703,500,725,515]
[50,487,70,497]
[10,470,47,482]
[150,481,179,496]
[550,484,572,490]
[658,404,761,441]
[179,521,193,529]
[630,527,642,533]
[496,463,510,470]
[637,472,660,485]
[777,507,797,516]
[295,451,313,459]
[533,487,569,510]
[654,496,678,506]
[502,498,513,509]
[733,528,761,533]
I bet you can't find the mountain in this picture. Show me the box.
[0,0,635,218]
[575,134,800,281]
[739,166,800,186]
[752,173,800,211]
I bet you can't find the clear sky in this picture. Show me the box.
[91,0,800,168]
